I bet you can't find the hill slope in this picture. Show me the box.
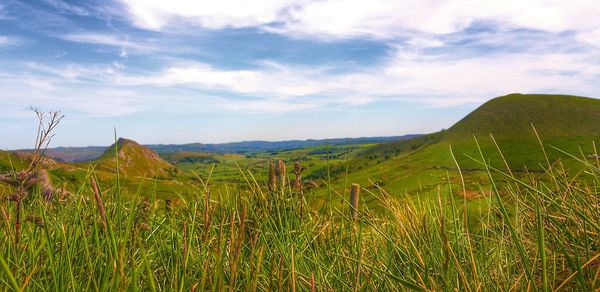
[95,138,176,179]
[445,93,600,140]
[326,94,600,201]
[0,150,27,173]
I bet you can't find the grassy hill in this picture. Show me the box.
[308,94,600,209]
[445,93,600,140]
[440,94,600,169]
[94,138,177,179]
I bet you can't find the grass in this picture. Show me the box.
[1,137,599,291]
[322,94,600,203]
[1,94,599,290]
[445,93,600,140]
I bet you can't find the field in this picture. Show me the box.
[1,140,599,290]
[0,94,599,290]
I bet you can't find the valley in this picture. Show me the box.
[4,94,598,208]
[1,93,599,291]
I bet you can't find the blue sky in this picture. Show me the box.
[1,0,600,149]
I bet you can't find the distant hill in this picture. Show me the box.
[43,146,107,163]
[27,135,421,162]
[148,135,420,153]
[94,138,176,179]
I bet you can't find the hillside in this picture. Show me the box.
[95,138,177,179]
[367,93,600,161]
[0,150,76,172]
[319,94,600,201]
[0,150,27,173]
[444,93,600,140]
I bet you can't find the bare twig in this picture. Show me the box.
[0,108,64,245]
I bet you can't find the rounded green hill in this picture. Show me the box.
[445,94,600,140]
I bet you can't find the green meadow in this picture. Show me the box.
[1,94,599,290]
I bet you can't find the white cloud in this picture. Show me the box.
[0,36,10,45]
[576,27,600,47]
[59,32,202,56]
[221,99,319,113]
[119,0,298,30]
[111,47,600,109]
[116,62,329,97]
[22,62,117,81]
[0,36,17,46]
[3,41,599,117]
[43,0,89,16]
[61,33,146,51]
[405,37,445,49]
[118,0,600,43]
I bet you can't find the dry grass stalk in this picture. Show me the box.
[293,162,304,190]
[90,177,107,231]
[183,221,188,259]
[229,206,247,290]
[349,183,360,220]
[293,162,306,215]
[275,160,286,191]
[268,162,276,191]
[203,190,213,240]
[0,206,8,222]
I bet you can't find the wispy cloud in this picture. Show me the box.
[118,0,600,44]
[118,0,295,30]
[61,33,148,52]
[5,43,592,118]
[0,36,19,46]
[2,0,600,147]
[109,46,600,109]
[42,0,89,16]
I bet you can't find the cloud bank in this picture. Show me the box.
[2,0,600,147]
[120,0,600,45]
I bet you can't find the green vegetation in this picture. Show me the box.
[445,93,600,140]
[0,151,27,173]
[1,139,599,290]
[94,138,176,179]
[317,94,600,203]
[1,93,599,290]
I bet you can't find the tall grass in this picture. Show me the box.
[1,142,599,291]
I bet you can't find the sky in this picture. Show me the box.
[1,0,600,149]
